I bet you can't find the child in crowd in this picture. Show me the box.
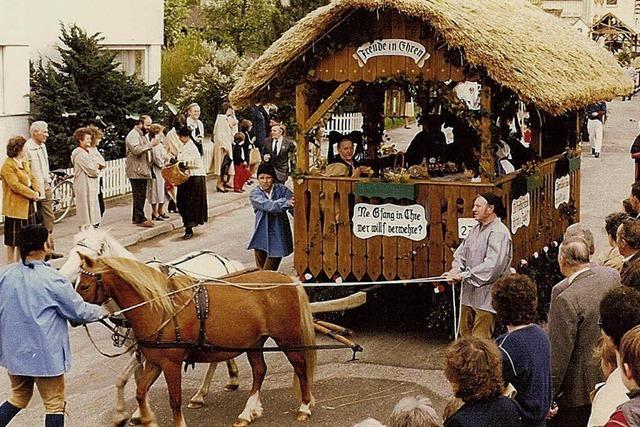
[592,287,640,426]
[443,337,522,426]
[492,274,552,427]
[232,132,251,193]
[605,325,640,426]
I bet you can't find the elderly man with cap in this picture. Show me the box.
[443,192,513,339]
[247,162,294,271]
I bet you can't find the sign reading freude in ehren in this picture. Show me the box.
[353,39,431,67]
[352,203,428,241]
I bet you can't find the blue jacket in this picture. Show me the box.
[247,184,293,258]
[0,261,103,376]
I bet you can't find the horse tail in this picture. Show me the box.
[294,285,316,400]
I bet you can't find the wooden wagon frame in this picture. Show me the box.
[230,0,631,283]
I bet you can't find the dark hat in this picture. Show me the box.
[177,125,191,137]
[257,162,276,179]
[479,192,505,218]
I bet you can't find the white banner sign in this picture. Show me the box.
[554,175,570,208]
[353,203,427,241]
[511,193,531,234]
[458,218,477,239]
[353,39,431,67]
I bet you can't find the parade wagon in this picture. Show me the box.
[230,0,632,283]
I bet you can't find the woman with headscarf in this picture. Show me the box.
[0,136,39,262]
[176,126,208,239]
[71,127,102,228]
[212,102,236,192]
[247,162,294,270]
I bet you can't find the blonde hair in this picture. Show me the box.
[148,124,165,138]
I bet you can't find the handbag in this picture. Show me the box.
[249,147,261,165]
[161,163,190,186]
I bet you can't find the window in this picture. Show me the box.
[111,49,145,80]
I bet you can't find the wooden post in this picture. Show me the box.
[479,82,495,181]
[305,81,352,131]
[295,83,310,174]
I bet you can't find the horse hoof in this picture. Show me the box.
[224,384,240,392]
[296,412,310,422]
[113,418,129,427]
[233,418,250,427]
[187,401,204,409]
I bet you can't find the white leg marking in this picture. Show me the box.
[238,392,262,422]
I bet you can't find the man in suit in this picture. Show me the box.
[261,124,295,184]
[618,218,640,289]
[245,103,269,152]
[548,237,621,427]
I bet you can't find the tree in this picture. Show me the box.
[204,0,279,56]
[164,0,189,47]
[175,44,251,127]
[30,24,160,168]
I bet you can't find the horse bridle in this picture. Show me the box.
[78,266,110,305]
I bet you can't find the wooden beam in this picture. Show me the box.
[304,81,352,132]
[296,82,310,174]
[479,82,495,181]
[310,291,367,313]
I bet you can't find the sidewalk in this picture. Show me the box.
[33,176,254,268]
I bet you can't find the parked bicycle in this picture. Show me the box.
[49,169,74,223]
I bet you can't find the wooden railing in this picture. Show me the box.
[294,155,580,281]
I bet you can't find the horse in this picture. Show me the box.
[76,254,316,427]
[59,227,243,424]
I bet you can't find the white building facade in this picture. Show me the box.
[536,0,640,31]
[0,0,163,147]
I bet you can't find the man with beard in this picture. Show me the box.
[125,115,156,227]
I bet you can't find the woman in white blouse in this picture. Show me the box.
[176,125,208,239]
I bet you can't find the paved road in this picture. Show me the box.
[2,97,639,426]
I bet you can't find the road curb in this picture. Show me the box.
[118,196,252,248]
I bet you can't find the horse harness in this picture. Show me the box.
[137,280,211,352]
[78,268,363,359]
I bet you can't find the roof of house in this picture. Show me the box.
[230,0,632,114]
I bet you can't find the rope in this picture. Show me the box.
[83,323,136,358]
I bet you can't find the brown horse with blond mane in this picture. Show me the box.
[76,254,316,427]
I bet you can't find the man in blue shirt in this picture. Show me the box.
[0,225,104,427]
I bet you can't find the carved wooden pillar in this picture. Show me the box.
[479,82,495,181]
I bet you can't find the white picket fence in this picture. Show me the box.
[58,141,216,203]
[324,112,363,133]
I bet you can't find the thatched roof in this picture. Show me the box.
[230,0,632,114]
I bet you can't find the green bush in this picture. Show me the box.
[30,24,160,168]
[161,34,208,103]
